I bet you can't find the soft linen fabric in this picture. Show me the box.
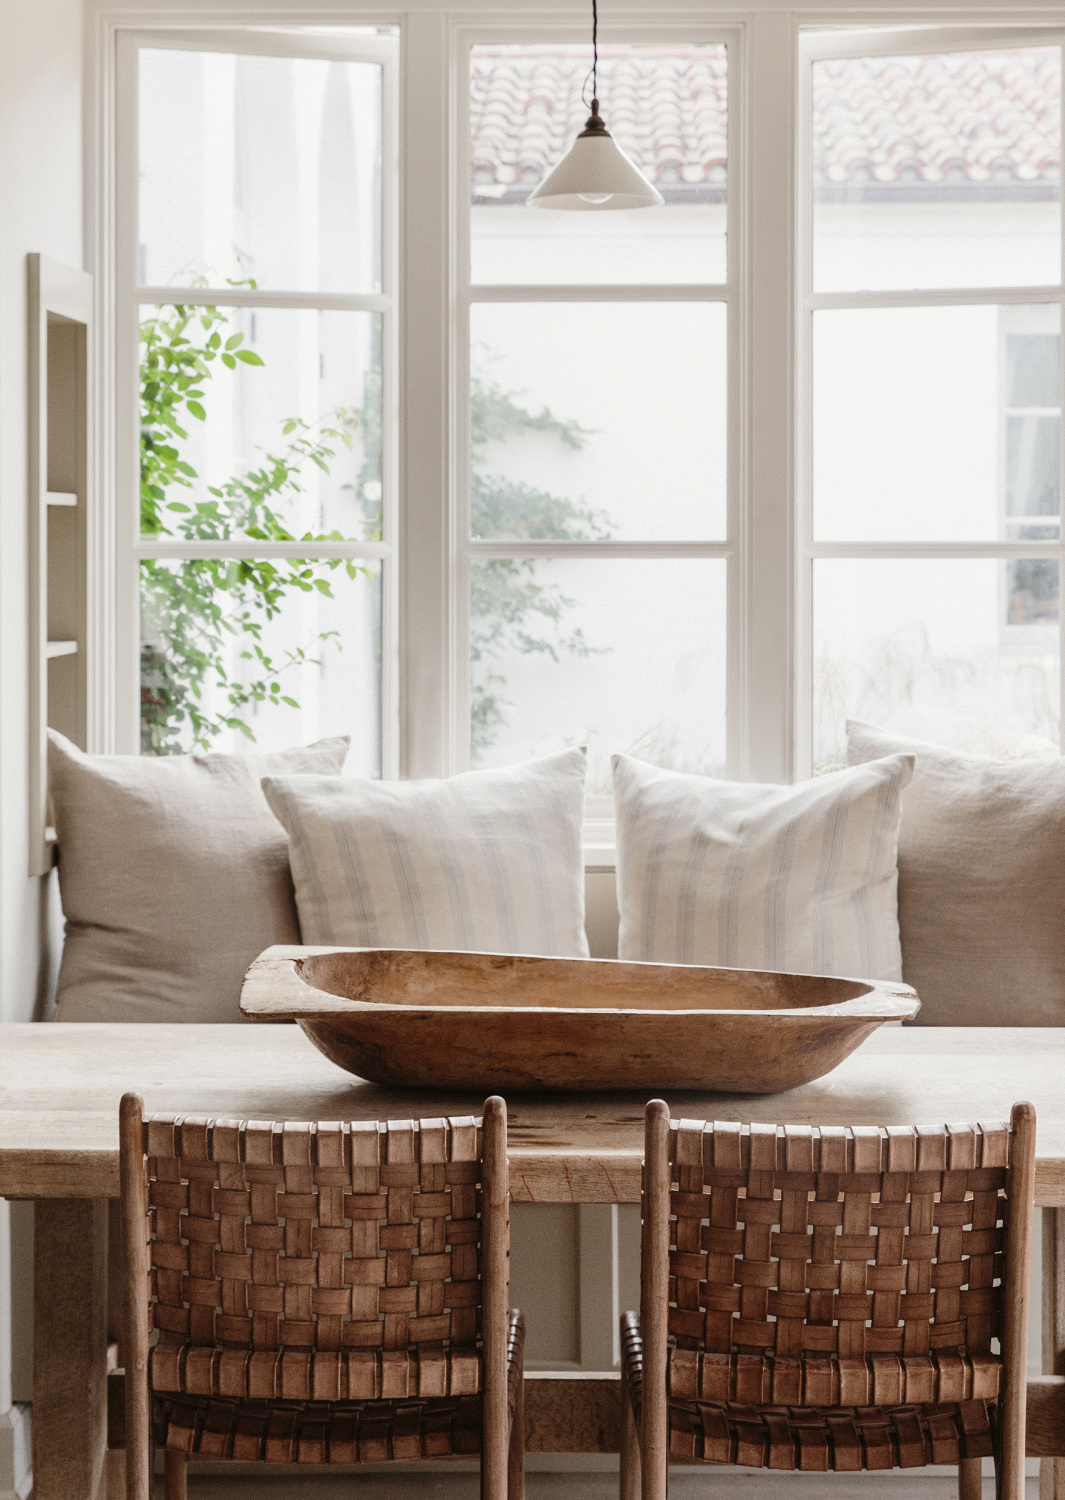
[612,752,914,981]
[848,720,1065,1025]
[263,748,589,957]
[49,731,349,1024]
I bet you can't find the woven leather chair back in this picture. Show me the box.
[139,1112,486,1377]
[667,1118,1010,1367]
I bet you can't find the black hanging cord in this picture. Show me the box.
[581,0,599,111]
[592,0,598,102]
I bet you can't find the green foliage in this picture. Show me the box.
[469,378,612,759]
[139,294,607,761]
[139,294,373,754]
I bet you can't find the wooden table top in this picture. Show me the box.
[2,1022,1065,1204]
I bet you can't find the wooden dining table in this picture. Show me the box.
[4,1020,1065,1500]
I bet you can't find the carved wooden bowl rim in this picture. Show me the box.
[241,946,921,1024]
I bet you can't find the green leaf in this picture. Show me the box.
[235,350,264,366]
[225,333,243,350]
[281,696,299,708]
[221,353,236,370]
[186,400,206,420]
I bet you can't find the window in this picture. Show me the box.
[804,35,1063,769]
[104,14,1065,800]
[116,29,397,771]
[462,40,732,791]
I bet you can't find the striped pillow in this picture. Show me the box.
[262,748,589,958]
[612,752,914,980]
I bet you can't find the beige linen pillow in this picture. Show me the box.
[613,751,913,980]
[262,748,589,957]
[49,730,349,1023]
[848,719,1065,1025]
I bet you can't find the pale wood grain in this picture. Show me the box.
[641,1101,670,1500]
[482,1095,509,1500]
[1043,1214,1065,1497]
[957,1457,982,1499]
[120,1095,150,1500]
[241,945,919,1093]
[1002,1101,1038,1500]
[4,1024,1065,1204]
[1029,1377,1065,1457]
[33,1198,108,1500]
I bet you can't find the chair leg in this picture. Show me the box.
[163,1450,188,1500]
[620,1390,641,1500]
[508,1376,525,1500]
[958,1455,982,1500]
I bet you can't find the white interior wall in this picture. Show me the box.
[0,0,84,1490]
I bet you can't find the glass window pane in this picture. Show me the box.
[140,557,381,771]
[813,304,1060,542]
[470,44,726,285]
[140,303,382,541]
[138,47,386,292]
[470,302,726,542]
[812,47,1061,293]
[814,558,1059,768]
[471,557,726,786]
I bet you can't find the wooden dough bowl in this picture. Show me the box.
[241,946,920,1094]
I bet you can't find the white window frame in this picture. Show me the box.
[795,22,1065,776]
[111,25,401,766]
[449,19,744,791]
[91,6,1065,810]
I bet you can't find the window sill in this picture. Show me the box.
[583,799,616,872]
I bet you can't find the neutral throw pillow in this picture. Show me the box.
[49,730,349,1024]
[262,748,589,957]
[848,720,1065,1025]
[613,751,914,980]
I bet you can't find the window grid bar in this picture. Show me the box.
[808,540,1063,560]
[133,540,391,561]
[136,286,390,313]
[809,285,1063,313]
[466,283,730,304]
[467,540,731,561]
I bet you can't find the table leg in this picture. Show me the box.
[33,1199,109,1500]
[1042,1209,1065,1500]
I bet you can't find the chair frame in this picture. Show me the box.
[119,1091,524,1499]
[621,1098,1037,1500]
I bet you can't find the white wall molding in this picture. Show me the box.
[0,1405,32,1500]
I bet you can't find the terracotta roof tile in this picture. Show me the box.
[470,45,1060,196]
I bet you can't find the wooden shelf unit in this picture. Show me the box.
[29,254,92,876]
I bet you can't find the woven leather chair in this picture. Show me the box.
[120,1092,524,1499]
[620,1099,1036,1500]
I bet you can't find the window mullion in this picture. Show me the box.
[400,11,453,780]
[745,11,799,782]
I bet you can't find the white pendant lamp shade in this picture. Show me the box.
[528,103,664,211]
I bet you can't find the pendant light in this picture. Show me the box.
[527,0,663,212]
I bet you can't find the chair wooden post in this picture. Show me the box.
[620,1377,641,1500]
[120,1093,151,1500]
[1000,1101,1037,1500]
[163,1450,188,1500]
[508,1349,525,1500]
[641,1100,671,1500]
[482,1095,509,1500]
[957,1456,982,1500]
